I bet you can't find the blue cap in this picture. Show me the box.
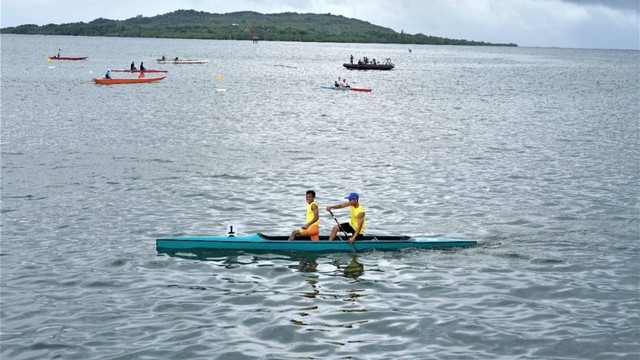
[345,192,359,200]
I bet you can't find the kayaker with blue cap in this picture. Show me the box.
[288,190,320,241]
[326,192,366,243]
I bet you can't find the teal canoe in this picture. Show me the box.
[321,86,372,92]
[321,86,349,91]
[156,233,477,253]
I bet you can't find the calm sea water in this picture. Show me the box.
[1,34,639,359]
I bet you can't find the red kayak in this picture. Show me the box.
[48,56,88,61]
[92,76,166,85]
[111,69,168,73]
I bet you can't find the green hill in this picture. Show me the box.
[0,10,517,46]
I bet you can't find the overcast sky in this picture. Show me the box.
[1,0,638,50]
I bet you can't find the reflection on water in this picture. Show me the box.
[297,258,318,273]
[339,256,365,279]
[291,256,369,331]
[301,276,320,299]
[161,249,365,279]
[296,254,364,280]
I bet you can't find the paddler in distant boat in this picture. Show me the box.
[326,192,365,243]
[288,190,321,241]
[130,61,137,71]
[335,77,341,87]
[104,69,112,79]
[138,71,145,78]
[139,62,146,71]
[341,78,350,88]
[57,49,61,58]
[161,55,166,61]
[350,54,354,64]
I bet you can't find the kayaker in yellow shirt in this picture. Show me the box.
[326,192,366,243]
[288,190,320,241]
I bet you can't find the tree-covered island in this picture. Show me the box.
[0,10,517,47]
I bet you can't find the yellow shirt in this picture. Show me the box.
[306,201,319,228]
[349,204,366,234]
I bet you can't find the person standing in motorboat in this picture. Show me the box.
[326,192,366,243]
[288,190,321,241]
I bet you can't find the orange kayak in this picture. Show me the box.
[349,87,373,92]
[92,76,166,85]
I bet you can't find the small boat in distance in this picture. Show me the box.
[92,76,166,85]
[48,56,88,61]
[156,232,476,253]
[111,69,168,73]
[321,86,372,93]
[156,58,209,64]
[344,58,394,70]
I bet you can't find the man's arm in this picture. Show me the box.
[326,201,350,212]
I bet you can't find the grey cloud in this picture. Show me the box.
[556,0,640,13]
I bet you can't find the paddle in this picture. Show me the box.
[328,210,349,240]
[328,210,356,252]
